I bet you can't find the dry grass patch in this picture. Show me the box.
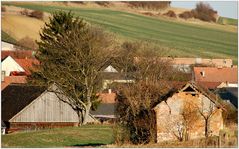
[2,14,45,41]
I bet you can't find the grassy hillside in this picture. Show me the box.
[2,14,45,41]
[2,125,113,148]
[1,30,17,44]
[217,17,238,26]
[3,3,238,63]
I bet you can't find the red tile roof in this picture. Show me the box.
[1,50,34,61]
[98,93,116,103]
[194,67,238,89]
[1,76,27,90]
[15,59,39,75]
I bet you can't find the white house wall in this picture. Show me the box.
[1,56,25,76]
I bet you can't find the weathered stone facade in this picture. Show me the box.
[153,82,224,143]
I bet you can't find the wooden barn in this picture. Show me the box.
[153,82,224,142]
[2,84,97,131]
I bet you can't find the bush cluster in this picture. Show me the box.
[179,11,194,19]
[20,9,44,20]
[95,1,110,7]
[126,1,171,10]
[163,10,177,18]
[15,36,38,50]
[2,6,6,12]
[29,10,44,20]
[179,2,217,22]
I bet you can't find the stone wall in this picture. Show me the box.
[154,92,223,142]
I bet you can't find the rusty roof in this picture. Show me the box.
[194,67,238,83]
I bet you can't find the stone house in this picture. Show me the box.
[153,82,224,142]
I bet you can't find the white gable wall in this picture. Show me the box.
[103,65,118,73]
[2,41,16,51]
[1,56,25,76]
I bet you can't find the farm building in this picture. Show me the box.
[193,67,238,89]
[1,56,38,76]
[153,82,224,142]
[216,87,238,109]
[1,75,26,90]
[2,84,98,131]
[167,58,233,73]
[1,50,35,60]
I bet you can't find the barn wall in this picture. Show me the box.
[10,91,79,122]
[155,92,223,142]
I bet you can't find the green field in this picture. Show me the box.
[4,3,238,63]
[1,30,17,44]
[1,125,114,148]
[218,17,238,26]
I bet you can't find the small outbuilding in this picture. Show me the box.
[153,82,224,142]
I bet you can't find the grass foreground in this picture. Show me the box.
[1,124,114,148]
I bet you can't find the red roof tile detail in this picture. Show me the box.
[1,50,34,60]
[15,59,39,75]
[99,93,116,103]
[1,76,27,90]
[194,67,238,84]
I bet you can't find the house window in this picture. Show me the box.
[1,71,5,82]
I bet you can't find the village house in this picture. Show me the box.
[216,87,238,109]
[2,41,16,51]
[165,58,233,73]
[1,56,38,77]
[2,83,119,131]
[193,67,238,89]
[1,50,35,60]
[102,65,134,89]
[2,84,98,131]
[153,82,224,142]
[1,75,26,90]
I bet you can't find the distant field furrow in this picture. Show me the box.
[4,3,238,63]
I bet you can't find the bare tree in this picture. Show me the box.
[196,99,217,138]
[115,42,181,144]
[28,11,119,125]
[181,101,200,141]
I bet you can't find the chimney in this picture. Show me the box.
[108,89,112,94]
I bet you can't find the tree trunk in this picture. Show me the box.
[205,118,209,138]
[82,102,92,125]
[76,110,83,126]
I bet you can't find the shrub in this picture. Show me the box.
[142,12,154,16]
[95,1,110,7]
[1,6,6,12]
[193,2,217,22]
[16,36,38,50]
[20,9,29,16]
[127,1,171,10]
[179,11,194,19]
[29,10,44,20]
[163,10,177,18]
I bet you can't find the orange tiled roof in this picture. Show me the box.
[194,67,238,83]
[1,76,27,90]
[98,93,116,103]
[15,59,39,75]
[1,50,34,60]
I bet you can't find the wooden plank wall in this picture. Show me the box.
[10,92,79,122]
